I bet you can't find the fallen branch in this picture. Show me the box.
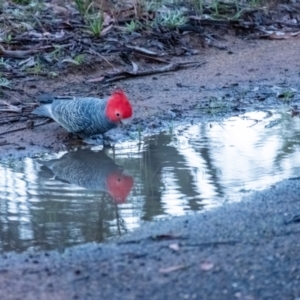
[0,119,52,136]
[88,61,206,83]
[125,45,159,56]
[0,45,53,59]
[0,116,24,125]
[133,52,169,64]
[0,101,22,113]
[88,49,119,70]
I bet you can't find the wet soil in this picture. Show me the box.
[1,35,300,160]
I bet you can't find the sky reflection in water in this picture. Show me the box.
[1,110,300,253]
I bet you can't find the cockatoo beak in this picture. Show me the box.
[120,118,131,125]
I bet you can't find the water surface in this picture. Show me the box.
[1,110,300,253]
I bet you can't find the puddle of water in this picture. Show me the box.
[1,110,300,253]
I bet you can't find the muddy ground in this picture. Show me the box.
[1,23,300,299]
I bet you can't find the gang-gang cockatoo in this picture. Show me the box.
[32,90,133,138]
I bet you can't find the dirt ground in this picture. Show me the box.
[1,34,300,160]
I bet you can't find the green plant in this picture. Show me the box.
[192,0,204,15]
[74,54,85,65]
[125,20,140,32]
[145,0,163,11]
[212,0,219,16]
[154,9,187,29]
[50,45,63,60]
[74,0,104,36]
[11,7,23,18]
[234,0,239,15]
[27,0,46,13]
[231,7,247,20]
[0,77,11,88]
[48,71,59,78]
[25,59,43,75]
[3,34,12,44]
[75,0,92,16]
[205,96,231,115]
[0,58,7,65]
[86,12,103,36]
[33,60,42,75]
[250,0,262,7]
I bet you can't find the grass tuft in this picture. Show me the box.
[125,19,141,32]
[0,77,11,88]
[154,9,187,29]
[75,0,92,16]
[86,12,104,36]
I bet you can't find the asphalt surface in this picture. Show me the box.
[0,177,300,300]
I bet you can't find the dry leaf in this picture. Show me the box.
[159,265,186,274]
[169,243,180,251]
[87,76,105,83]
[103,12,114,26]
[267,31,300,40]
[125,45,159,56]
[45,3,68,14]
[100,24,113,37]
[291,31,300,37]
[200,261,214,271]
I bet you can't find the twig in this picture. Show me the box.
[133,52,169,64]
[125,45,159,56]
[31,14,47,33]
[105,61,205,83]
[0,108,22,113]
[0,119,52,136]
[0,101,22,113]
[88,49,119,71]
[88,61,205,84]
[0,45,53,59]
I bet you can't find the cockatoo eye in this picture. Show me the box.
[116,112,120,117]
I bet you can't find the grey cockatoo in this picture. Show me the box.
[32,90,133,137]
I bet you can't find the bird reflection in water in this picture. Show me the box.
[38,149,134,204]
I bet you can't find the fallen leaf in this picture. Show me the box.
[61,58,81,65]
[103,12,114,26]
[125,45,159,56]
[45,3,68,14]
[159,265,186,273]
[291,31,300,37]
[87,76,105,83]
[200,261,214,271]
[169,243,180,251]
[263,31,300,40]
[100,24,113,37]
